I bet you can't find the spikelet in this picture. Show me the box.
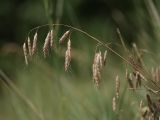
[92,51,103,89]
[43,31,51,58]
[139,100,143,111]
[59,30,70,44]
[112,97,116,111]
[115,75,120,99]
[50,30,54,47]
[23,42,28,65]
[103,50,107,66]
[65,39,71,71]
[134,71,142,88]
[146,94,154,113]
[27,37,32,57]
[99,51,103,69]
[32,32,38,56]
[126,70,134,90]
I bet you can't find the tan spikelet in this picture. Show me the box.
[115,75,120,99]
[146,94,154,113]
[23,42,28,65]
[27,37,32,57]
[65,39,71,71]
[32,32,38,56]
[126,69,134,90]
[139,100,143,110]
[50,30,54,47]
[59,30,70,44]
[99,51,103,69]
[43,31,51,58]
[134,71,142,88]
[103,50,107,66]
[92,52,103,89]
[112,97,116,111]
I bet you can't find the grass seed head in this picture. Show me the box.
[139,100,143,110]
[23,42,28,65]
[65,39,71,71]
[115,75,120,99]
[126,70,134,90]
[32,32,38,56]
[146,94,154,113]
[92,52,103,89]
[134,71,142,88]
[27,37,32,57]
[103,50,107,66]
[112,97,116,111]
[43,31,51,58]
[50,30,54,47]
[59,30,70,44]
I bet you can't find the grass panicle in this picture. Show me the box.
[43,31,52,58]
[65,38,71,71]
[32,32,38,56]
[23,42,28,66]
[27,37,32,57]
[50,30,54,47]
[112,96,116,112]
[115,75,120,99]
[59,30,70,44]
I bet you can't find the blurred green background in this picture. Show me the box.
[1,0,160,70]
[0,0,160,119]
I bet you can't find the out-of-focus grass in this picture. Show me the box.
[0,38,145,120]
[0,59,143,120]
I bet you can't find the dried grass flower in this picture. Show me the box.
[65,39,71,71]
[43,31,52,58]
[32,32,38,56]
[59,30,70,44]
[92,51,103,89]
[23,42,28,65]
[115,75,120,99]
[27,37,32,57]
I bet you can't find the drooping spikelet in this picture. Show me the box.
[115,75,120,99]
[43,31,51,58]
[126,69,134,90]
[99,51,103,69]
[32,32,38,56]
[146,94,154,113]
[133,71,142,88]
[23,42,28,65]
[50,30,54,47]
[112,97,116,111]
[27,37,32,57]
[65,39,71,71]
[139,100,143,110]
[103,50,107,66]
[59,30,70,44]
[92,51,103,89]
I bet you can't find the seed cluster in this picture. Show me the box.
[126,69,145,90]
[43,30,53,58]
[22,26,160,119]
[92,51,102,88]
[65,39,71,71]
[22,32,38,65]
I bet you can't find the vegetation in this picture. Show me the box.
[0,0,160,119]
